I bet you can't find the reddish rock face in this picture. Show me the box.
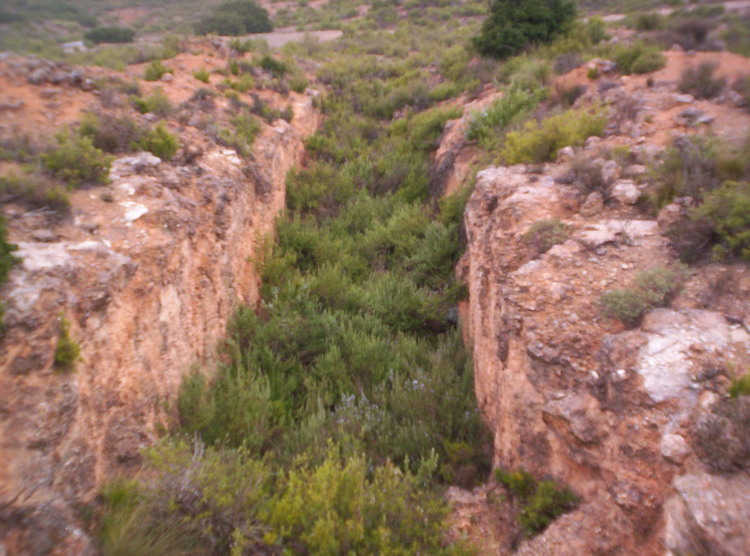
[458,159,750,554]
[0,53,319,552]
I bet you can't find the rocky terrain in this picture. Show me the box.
[2,8,750,554]
[445,48,750,554]
[0,47,318,553]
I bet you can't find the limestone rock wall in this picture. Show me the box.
[0,98,318,554]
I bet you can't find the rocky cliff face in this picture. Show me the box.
[452,50,750,555]
[0,58,318,553]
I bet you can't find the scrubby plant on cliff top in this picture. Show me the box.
[0,215,19,286]
[135,123,179,160]
[54,316,80,372]
[522,219,571,256]
[600,265,688,327]
[679,61,726,100]
[597,42,665,75]
[466,87,546,150]
[495,468,578,536]
[501,106,606,164]
[41,132,113,188]
[699,180,750,261]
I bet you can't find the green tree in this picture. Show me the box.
[472,0,576,59]
[195,0,273,36]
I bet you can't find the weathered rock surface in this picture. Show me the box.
[665,472,750,556]
[0,84,318,553]
[457,159,750,554]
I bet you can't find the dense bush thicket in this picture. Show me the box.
[195,0,273,36]
[84,26,135,44]
[472,0,576,59]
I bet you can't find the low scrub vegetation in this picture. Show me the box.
[600,266,688,327]
[495,468,578,536]
[679,61,726,99]
[54,316,80,372]
[84,26,135,44]
[501,107,606,164]
[136,123,180,160]
[0,216,18,287]
[600,42,665,75]
[78,112,147,154]
[143,60,172,82]
[41,133,113,188]
[522,219,571,255]
[650,135,721,206]
[467,87,546,150]
[192,68,210,84]
[130,88,173,118]
[0,174,71,213]
[100,441,455,555]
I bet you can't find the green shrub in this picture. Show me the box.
[568,154,606,195]
[519,480,578,535]
[98,441,273,555]
[289,74,309,94]
[84,26,135,44]
[78,112,146,153]
[599,289,649,328]
[603,42,665,75]
[496,468,538,500]
[42,133,113,188]
[630,50,666,74]
[226,73,255,93]
[600,266,687,327]
[0,174,71,213]
[501,107,607,164]
[522,219,571,255]
[54,317,80,372]
[0,216,19,286]
[192,68,210,84]
[269,447,450,554]
[729,372,750,398]
[496,468,578,536]
[692,394,750,472]
[466,87,545,149]
[650,135,720,206]
[699,180,750,261]
[472,0,576,59]
[259,55,288,77]
[630,12,665,31]
[679,61,726,99]
[136,123,179,160]
[195,0,273,35]
[129,88,173,117]
[217,111,261,157]
[143,60,172,82]
[502,57,551,92]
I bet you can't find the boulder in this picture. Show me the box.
[580,191,604,217]
[610,179,640,205]
[666,472,750,556]
[661,433,690,464]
